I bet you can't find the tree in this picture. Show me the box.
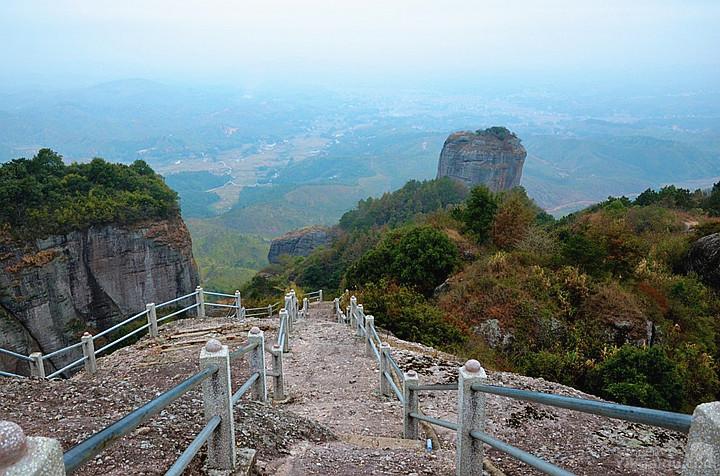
[452,185,498,243]
[491,188,537,249]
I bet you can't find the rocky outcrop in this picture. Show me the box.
[0,216,199,375]
[268,226,333,264]
[687,233,720,288]
[436,126,526,192]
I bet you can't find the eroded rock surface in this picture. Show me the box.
[436,127,526,192]
[687,232,720,289]
[268,226,333,264]
[0,216,199,375]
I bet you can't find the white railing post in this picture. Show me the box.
[267,304,272,318]
[319,289,323,302]
[29,352,45,379]
[270,343,285,401]
[456,359,486,476]
[0,421,65,475]
[235,291,242,319]
[356,304,364,337]
[284,294,293,332]
[196,286,205,318]
[365,315,375,358]
[200,339,236,471]
[247,327,267,402]
[280,309,290,353]
[146,303,158,337]
[81,333,97,374]
[403,370,419,439]
[379,342,391,397]
[334,298,342,323]
[682,401,720,475]
[303,297,309,317]
[350,296,357,329]
[346,306,351,327]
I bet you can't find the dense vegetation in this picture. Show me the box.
[339,177,467,231]
[0,149,178,238]
[245,178,720,412]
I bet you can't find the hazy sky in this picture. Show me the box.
[1,0,718,90]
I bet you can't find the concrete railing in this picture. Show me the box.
[0,326,284,475]
[343,294,720,476]
[0,287,321,380]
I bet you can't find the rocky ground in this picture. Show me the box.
[1,302,688,475]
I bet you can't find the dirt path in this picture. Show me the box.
[259,302,457,475]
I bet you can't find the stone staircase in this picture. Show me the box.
[260,302,457,475]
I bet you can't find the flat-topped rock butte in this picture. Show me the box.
[436,127,526,193]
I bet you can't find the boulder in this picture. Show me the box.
[268,226,333,264]
[687,233,720,288]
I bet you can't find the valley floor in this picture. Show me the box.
[0,303,687,475]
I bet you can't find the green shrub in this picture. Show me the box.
[345,225,459,296]
[590,345,683,410]
[358,280,465,347]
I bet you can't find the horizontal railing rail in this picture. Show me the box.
[164,415,221,476]
[229,342,259,360]
[232,372,260,405]
[46,356,86,379]
[157,303,198,323]
[63,364,218,473]
[0,369,24,378]
[0,347,33,362]
[410,412,458,431]
[155,291,197,309]
[472,383,692,434]
[470,430,573,476]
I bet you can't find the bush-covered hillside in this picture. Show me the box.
[244,180,720,413]
[0,149,178,239]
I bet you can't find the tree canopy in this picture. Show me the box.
[0,149,178,239]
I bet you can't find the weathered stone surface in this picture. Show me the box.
[268,226,332,264]
[682,401,720,475]
[687,232,720,289]
[0,216,199,375]
[436,126,526,192]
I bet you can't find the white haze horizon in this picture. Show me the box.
[0,0,718,93]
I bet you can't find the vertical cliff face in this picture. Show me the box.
[436,127,526,192]
[0,216,199,374]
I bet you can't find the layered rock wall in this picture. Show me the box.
[0,216,199,374]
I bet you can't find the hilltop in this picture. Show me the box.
[243,179,720,414]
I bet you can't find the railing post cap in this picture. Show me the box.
[463,359,483,373]
[249,326,261,335]
[0,420,27,467]
[405,370,418,378]
[235,290,240,294]
[196,285,202,290]
[82,332,92,338]
[380,341,390,348]
[357,304,363,309]
[146,302,155,308]
[272,344,281,350]
[205,339,223,353]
